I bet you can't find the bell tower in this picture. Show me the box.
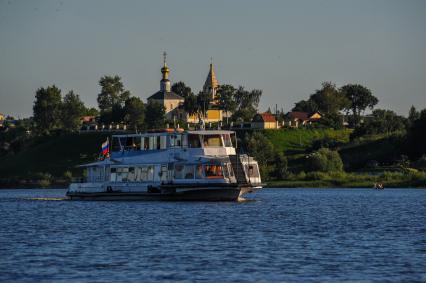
[160,51,171,92]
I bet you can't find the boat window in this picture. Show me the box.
[128,167,135,181]
[184,165,194,179]
[174,164,184,179]
[245,164,259,177]
[195,164,204,179]
[227,164,234,177]
[188,134,201,148]
[126,137,134,150]
[119,137,127,150]
[223,134,232,147]
[223,165,229,178]
[170,134,182,147]
[142,137,149,150]
[112,137,121,151]
[202,135,223,147]
[134,138,141,150]
[147,165,154,181]
[140,166,148,181]
[204,165,223,178]
[157,136,161,150]
[134,167,141,181]
[160,136,167,149]
[149,136,157,150]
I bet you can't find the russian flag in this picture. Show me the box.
[101,139,109,155]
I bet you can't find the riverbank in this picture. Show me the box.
[266,170,426,188]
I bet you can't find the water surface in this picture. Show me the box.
[1,188,425,282]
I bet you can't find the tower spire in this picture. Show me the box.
[203,59,219,100]
[160,51,171,92]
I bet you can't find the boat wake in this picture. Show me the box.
[28,197,68,201]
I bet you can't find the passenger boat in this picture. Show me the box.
[66,129,262,201]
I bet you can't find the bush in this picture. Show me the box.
[415,156,426,171]
[35,172,53,188]
[63,170,73,182]
[273,151,288,179]
[306,148,344,172]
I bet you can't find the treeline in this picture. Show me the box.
[31,76,167,134]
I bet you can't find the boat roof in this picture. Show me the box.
[186,130,234,135]
[112,129,235,138]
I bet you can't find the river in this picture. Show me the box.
[0,188,425,282]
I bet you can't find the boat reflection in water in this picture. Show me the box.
[66,129,262,201]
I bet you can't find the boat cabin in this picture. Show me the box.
[110,130,237,157]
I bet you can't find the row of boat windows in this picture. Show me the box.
[110,166,155,182]
[105,164,234,182]
[111,134,233,152]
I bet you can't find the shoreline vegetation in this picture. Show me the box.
[0,129,425,189]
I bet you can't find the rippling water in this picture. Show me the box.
[1,188,425,282]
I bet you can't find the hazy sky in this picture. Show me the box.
[1,0,425,118]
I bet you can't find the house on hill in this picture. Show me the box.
[251,112,278,129]
[285,111,322,127]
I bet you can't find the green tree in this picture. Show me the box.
[408,105,420,126]
[196,91,211,118]
[341,84,378,127]
[273,150,288,179]
[245,131,275,179]
[216,84,238,124]
[171,81,192,99]
[145,101,165,129]
[97,75,131,123]
[405,109,426,159]
[292,99,319,113]
[124,97,145,131]
[307,148,344,172]
[62,91,86,132]
[33,85,63,134]
[351,109,407,139]
[84,107,100,117]
[232,87,262,122]
[311,82,349,115]
[183,93,199,117]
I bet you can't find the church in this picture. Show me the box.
[147,53,223,123]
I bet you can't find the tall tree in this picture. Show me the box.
[232,87,262,122]
[408,105,420,126]
[97,75,131,123]
[310,82,349,115]
[124,97,145,131]
[183,93,199,117]
[216,84,237,124]
[62,91,86,132]
[196,91,211,118]
[33,85,63,134]
[292,99,319,113]
[405,109,426,159]
[341,84,378,127]
[171,82,192,99]
[145,101,165,129]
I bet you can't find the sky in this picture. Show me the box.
[0,0,425,118]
